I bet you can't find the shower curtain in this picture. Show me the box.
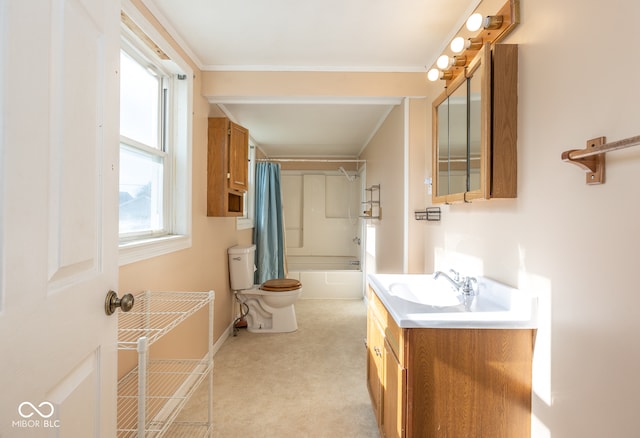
[254,162,286,283]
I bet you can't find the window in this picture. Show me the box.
[119,8,192,265]
[237,144,256,230]
[119,49,167,237]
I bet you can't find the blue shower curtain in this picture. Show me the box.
[254,162,286,283]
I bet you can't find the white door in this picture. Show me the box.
[1,0,121,436]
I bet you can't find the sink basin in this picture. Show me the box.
[388,280,462,307]
[368,273,538,329]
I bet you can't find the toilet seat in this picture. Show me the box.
[261,278,302,292]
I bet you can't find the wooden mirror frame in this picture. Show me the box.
[432,44,491,204]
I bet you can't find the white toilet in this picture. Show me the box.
[228,245,302,333]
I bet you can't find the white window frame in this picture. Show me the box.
[237,143,256,230]
[118,1,192,265]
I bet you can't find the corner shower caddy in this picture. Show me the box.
[361,184,381,219]
[116,290,215,437]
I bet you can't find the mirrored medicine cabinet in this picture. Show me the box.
[432,43,518,204]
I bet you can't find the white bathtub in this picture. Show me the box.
[286,256,364,299]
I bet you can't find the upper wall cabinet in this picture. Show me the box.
[207,117,249,217]
[432,43,518,204]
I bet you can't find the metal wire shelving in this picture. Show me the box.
[117,291,215,437]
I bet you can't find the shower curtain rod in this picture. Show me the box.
[256,158,366,163]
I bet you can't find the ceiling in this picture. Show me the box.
[146,0,478,157]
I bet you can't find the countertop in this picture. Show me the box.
[367,273,538,329]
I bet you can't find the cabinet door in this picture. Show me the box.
[228,122,249,192]
[432,43,492,204]
[367,309,384,426]
[383,338,406,438]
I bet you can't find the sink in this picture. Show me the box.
[368,273,538,329]
[388,280,462,307]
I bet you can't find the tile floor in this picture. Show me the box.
[179,299,379,437]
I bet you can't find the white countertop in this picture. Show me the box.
[367,273,538,329]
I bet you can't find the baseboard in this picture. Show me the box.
[212,323,233,357]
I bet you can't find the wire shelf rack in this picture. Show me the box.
[117,290,214,437]
[118,291,213,350]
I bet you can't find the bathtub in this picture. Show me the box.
[286,256,364,299]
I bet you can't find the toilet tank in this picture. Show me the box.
[228,245,256,290]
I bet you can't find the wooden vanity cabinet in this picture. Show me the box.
[207,117,249,216]
[367,308,384,420]
[366,286,535,437]
[367,287,407,437]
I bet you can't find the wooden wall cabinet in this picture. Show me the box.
[207,117,249,217]
[366,286,534,437]
[432,44,518,204]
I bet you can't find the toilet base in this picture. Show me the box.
[246,303,298,333]
[236,292,299,333]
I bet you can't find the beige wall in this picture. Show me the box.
[359,104,405,274]
[118,2,253,378]
[358,98,428,275]
[421,1,640,436]
[407,98,428,273]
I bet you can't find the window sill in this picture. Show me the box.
[119,234,192,266]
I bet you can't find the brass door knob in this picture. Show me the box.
[104,290,135,316]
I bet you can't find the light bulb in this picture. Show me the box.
[427,68,440,82]
[450,37,465,53]
[436,55,451,70]
[466,13,483,32]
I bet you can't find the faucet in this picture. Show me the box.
[433,270,461,289]
[434,270,477,296]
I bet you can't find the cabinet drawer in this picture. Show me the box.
[368,286,404,366]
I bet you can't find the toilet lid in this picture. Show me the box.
[261,278,302,292]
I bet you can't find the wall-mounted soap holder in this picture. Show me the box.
[415,207,441,221]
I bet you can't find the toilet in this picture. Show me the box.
[228,245,302,333]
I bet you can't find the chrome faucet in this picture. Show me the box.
[434,270,477,296]
[434,270,461,289]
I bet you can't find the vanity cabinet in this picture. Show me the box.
[432,43,518,204]
[207,117,249,216]
[366,286,534,437]
[367,287,406,438]
[367,310,384,419]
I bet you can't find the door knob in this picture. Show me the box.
[105,290,135,316]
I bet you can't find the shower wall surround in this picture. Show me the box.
[282,172,361,257]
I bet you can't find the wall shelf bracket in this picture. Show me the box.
[562,137,606,184]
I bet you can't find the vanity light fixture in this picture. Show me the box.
[450,36,466,53]
[427,68,440,81]
[467,13,504,31]
[436,54,452,69]
[466,37,484,51]
[436,55,467,71]
[426,68,453,81]
[440,70,454,80]
[466,13,484,32]
[426,0,519,82]
[452,55,466,66]
[451,36,484,54]
[483,15,504,30]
